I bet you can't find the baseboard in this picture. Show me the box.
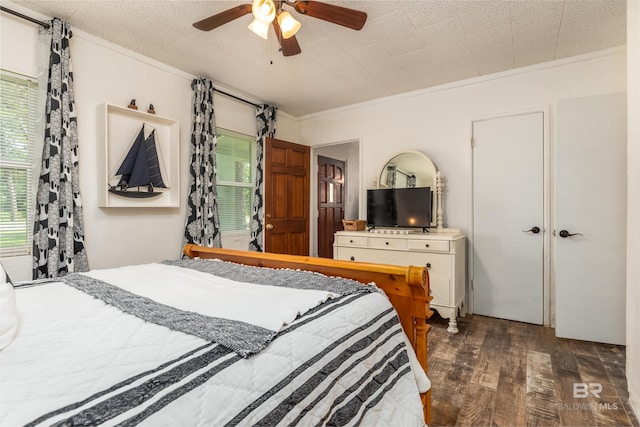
[629,390,640,422]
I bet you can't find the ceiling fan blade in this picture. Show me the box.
[272,20,302,57]
[193,4,252,31]
[291,1,367,30]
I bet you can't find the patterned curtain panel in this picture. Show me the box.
[248,104,277,252]
[33,18,88,279]
[183,78,222,248]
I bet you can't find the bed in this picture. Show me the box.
[0,245,432,426]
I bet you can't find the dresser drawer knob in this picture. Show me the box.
[426,263,431,269]
[425,244,430,248]
[349,239,354,243]
[350,256,355,261]
[385,241,389,245]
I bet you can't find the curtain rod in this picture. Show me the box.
[213,88,260,109]
[2,8,259,109]
[1,6,50,29]
[1,9,260,109]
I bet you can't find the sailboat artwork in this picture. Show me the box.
[108,123,169,198]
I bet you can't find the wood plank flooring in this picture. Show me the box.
[428,313,639,427]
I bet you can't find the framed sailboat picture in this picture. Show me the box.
[108,123,168,198]
[99,103,180,208]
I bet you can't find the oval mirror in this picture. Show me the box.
[379,151,439,228]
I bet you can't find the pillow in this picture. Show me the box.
[0,262,19,350]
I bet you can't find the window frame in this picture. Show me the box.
[215,128,256,235]
[0,69,38,257]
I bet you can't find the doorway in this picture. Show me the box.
[311,141,360,257]
[472,111,546,325]
[264,137,310,255]
[470,96,627,344]
[554,93,626,345]
[317,156,345,258]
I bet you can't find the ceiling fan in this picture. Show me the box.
[193,0,367,57]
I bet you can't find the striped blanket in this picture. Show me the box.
[0,261,427,426]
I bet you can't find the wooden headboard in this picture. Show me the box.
[182,244,432,423]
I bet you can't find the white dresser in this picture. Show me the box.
[334,229,466,334]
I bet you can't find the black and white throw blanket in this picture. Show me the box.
[1,260,427,426]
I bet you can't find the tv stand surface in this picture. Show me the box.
[333,229,466,334]
[367,227,437,235]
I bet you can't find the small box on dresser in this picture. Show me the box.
[334,229,466,334]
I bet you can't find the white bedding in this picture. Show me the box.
[0,261,428,427]
[84,263,339,332]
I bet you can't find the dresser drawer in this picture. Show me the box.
[368,237,407,250]
[430,277,451,306]
[420,254,451,278]
[336,246,452,277]
[407,239,450,252]
[334,230,466,330]
[335,235,368,247]
[335,247,405,265]
[399,252,451,278]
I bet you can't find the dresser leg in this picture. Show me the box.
[446,318,459,334]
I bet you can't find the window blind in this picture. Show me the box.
[0,70,38,256]
[216,129,255,233]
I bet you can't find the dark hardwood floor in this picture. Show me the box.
[427,312,639,427]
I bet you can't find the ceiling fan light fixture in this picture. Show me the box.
[193,0,368,57]
[277,11,301,39]
[251,0,276,23]
[248,18,270,39]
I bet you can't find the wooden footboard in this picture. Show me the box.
[183,244,432,424]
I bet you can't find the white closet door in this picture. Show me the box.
[555,94,626,345]
[472,112,544,324]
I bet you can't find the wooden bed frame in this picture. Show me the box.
[183,244,433,424]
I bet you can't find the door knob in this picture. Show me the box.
[558,229,583,238]
[522,226,541,234]
[266,224,274,230]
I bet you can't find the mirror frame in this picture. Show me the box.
[378,150,443,229]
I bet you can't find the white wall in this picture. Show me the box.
[71,32,298,267]
[0,13,39,76]
[0,15,297,278]
[297,49,626,320]
[626,0,640,418]
[69,32,192,269]
[297,49,627,232]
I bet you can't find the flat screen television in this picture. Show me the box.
[366,187,432,229]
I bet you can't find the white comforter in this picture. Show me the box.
[0,262,428,427]
[83,263,339,332]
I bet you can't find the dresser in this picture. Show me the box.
[334,229,466,334]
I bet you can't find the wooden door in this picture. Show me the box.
[317,156,345,258]
[264,137,310,255]
[472,112,545,324]
[555,93,626,345]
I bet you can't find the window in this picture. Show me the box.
[0,70,38,256]
[216,129,255,233]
